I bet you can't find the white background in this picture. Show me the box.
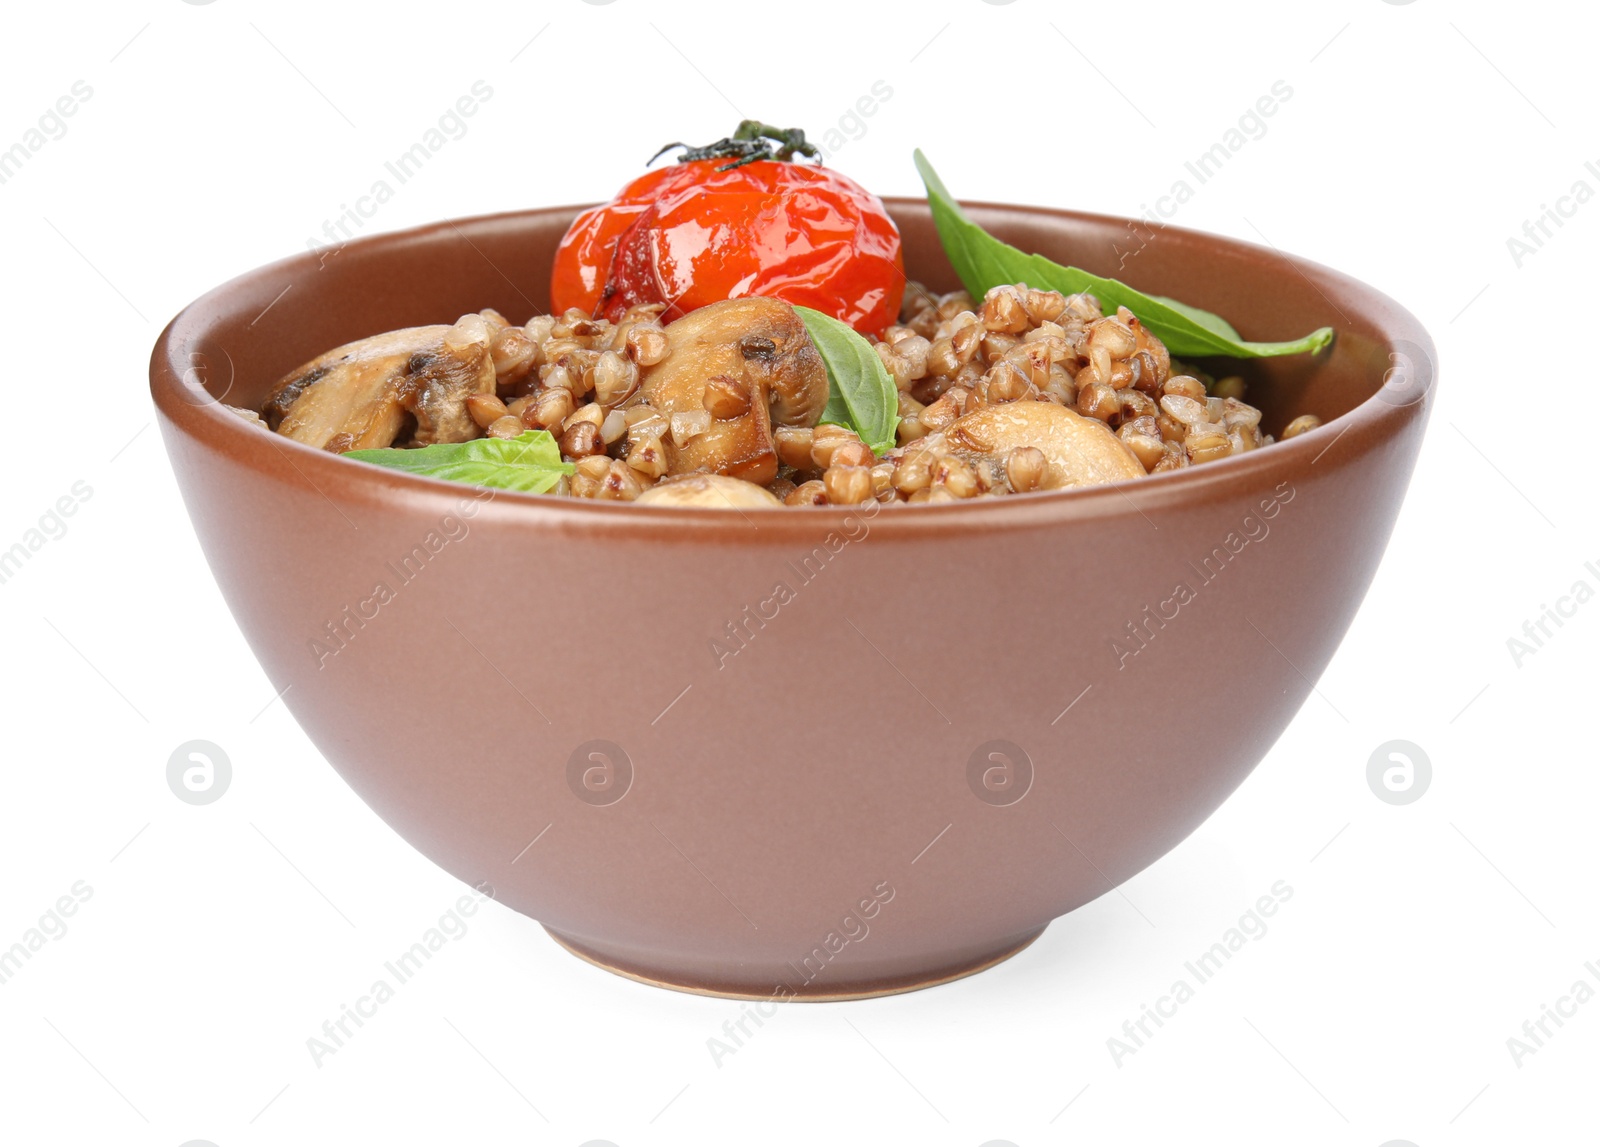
[1,1,1595,1144]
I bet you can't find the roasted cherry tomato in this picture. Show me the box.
[550,123,903,336]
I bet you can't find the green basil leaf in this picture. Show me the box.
[1150,295,1242,341]
[795,305,899,455]
[345,429,574,493]
[913,150,1333,360]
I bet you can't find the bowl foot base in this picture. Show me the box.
[542,925,1047,1001]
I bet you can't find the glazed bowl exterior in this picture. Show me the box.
[151,201,1432,998]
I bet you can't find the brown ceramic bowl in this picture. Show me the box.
[151,201,1433,999]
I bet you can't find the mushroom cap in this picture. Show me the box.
[634,473,783,508]
[946,400,1145,489]
[641,298,828,483]
[263,324,495,451]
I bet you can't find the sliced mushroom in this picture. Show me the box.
[225,405,267,429]
[945,401,1145,490]
[634,473,782,508]
[640,298,828,485]
[262,323,496,452]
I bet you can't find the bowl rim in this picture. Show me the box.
[150,198,1434,540]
